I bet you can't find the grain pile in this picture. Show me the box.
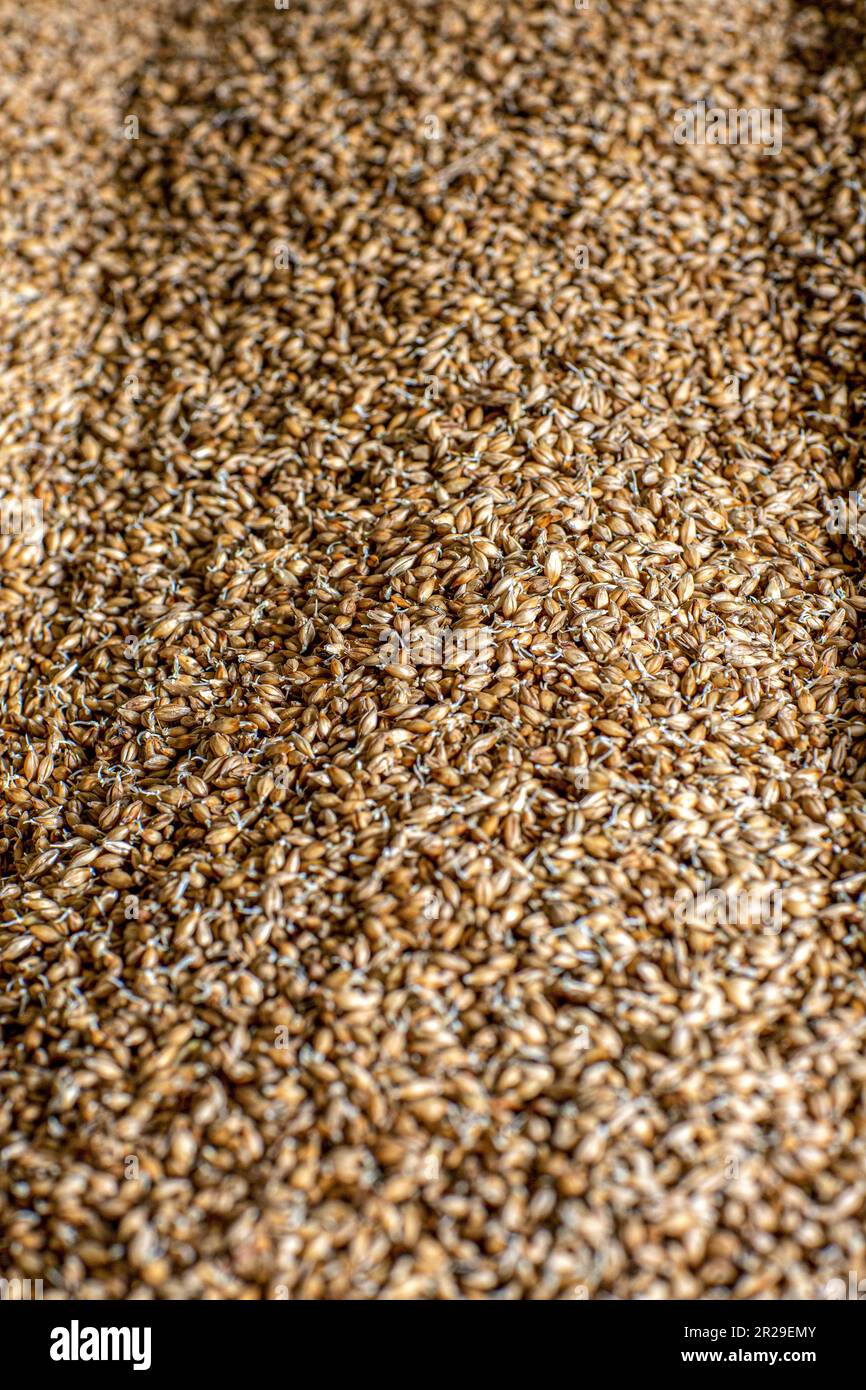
[2,0,866,1300]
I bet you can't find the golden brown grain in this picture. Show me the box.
[1,0,866,1302]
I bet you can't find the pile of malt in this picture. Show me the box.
[2,0,866,1299]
